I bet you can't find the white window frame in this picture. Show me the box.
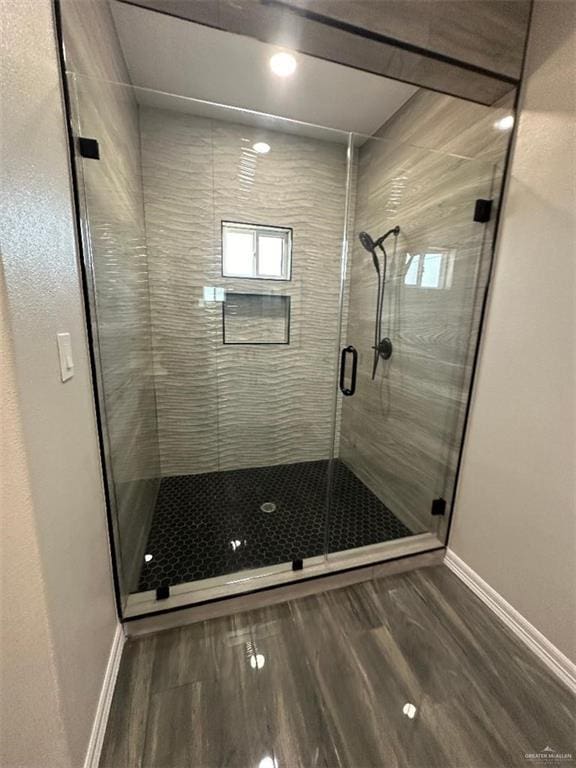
[222,221,292,280]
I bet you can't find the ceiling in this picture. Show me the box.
[110,1,417,139]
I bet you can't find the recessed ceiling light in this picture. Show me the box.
[270,51,297,77]
[252,142,271,154]
[494,114,514,131]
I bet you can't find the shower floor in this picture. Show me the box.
[136,459,412,592]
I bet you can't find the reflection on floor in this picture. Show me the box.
[103,566,576,767]
[137,459,412,592]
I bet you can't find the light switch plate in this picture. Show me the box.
[56,332,74,382]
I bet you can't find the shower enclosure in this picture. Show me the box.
[63,15,510,617]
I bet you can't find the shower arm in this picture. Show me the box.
[374,226,400,249]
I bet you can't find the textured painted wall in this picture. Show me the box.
[0,270,71,768]
[451,0,576,663]
[140,107,348,475]
[0,0,118,763]
[62,0,160,594]
[340,91,512,534]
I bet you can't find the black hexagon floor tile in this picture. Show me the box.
[135,459,413,592]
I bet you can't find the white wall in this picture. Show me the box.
[450,0,576,663]
[0,0,119,764]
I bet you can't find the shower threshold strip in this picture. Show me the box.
[124,532,442,618]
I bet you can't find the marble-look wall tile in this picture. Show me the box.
[341,91,507,534]
[129,0,527,104]
[282,0,531,80]
[61,1,160,595]
[140,109,348,475]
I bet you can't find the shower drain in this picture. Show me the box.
[260,502,277,513]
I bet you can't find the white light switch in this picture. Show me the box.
[56,332,74,382]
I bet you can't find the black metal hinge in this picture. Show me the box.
[431,498,446,516]
[78,136,100,160]
[156,585,170,600]
[473,198,493,223]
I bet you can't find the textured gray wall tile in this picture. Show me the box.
[283,0,531,80]
[140,108,348,475]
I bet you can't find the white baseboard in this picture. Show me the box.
[84,624,126,768]
[444,549,576,694]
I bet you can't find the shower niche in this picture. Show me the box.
[223,293,291,345]
[60,0,516,618]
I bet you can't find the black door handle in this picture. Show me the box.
[339,345,358,396]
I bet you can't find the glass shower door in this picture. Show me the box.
[71,65,502,613]
[328,133,499,560]
[72,74,351,606]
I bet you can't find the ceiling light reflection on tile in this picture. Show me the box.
[238,140,257,194]
[249,653,266,670]
[259,756,278,768]
[402,702,417,719]
[270,51,297,77]
[252,141,271,154]
[494,114,514,131]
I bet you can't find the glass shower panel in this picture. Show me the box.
[72,75,350,600]
[330,134,498,557]
[69,75,163,606]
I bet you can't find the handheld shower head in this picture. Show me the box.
[358,231,380,274]
[358,231,376,252]
[359,227,400,254]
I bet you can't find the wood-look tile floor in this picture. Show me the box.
[101,566,575,768]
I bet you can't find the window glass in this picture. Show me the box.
[404,254,420,285]
[223,229,254,276]
[421,253,442,288]
[258,235,284,277]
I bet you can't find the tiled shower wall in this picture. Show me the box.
[139,108,349,475]
[62,1,160,594]
[340,90,512,533]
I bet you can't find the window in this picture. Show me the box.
[222,222,292,280]
[404,251,454,289]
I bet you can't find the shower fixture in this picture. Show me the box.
[358,226,400,379]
